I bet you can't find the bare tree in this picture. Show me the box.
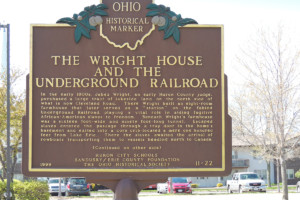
[230,88,278,187]
[230,25,300,200]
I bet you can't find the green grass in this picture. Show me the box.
[91,189,159,194]
[89,185,298,197]
[267,186,296,190]
[91,190,112,194]
[193,188,227,192]
[141,189,160,193]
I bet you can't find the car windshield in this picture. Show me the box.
[240,174,260,180]
[70,178,86,185]
[49,179,63,184]
[172,177,188,183]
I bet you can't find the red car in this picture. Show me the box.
[144,184,157,190]
[168,177,192,194]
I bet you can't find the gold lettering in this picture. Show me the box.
[90,56,145,66]
[157,56,166,66]
[63,56,71,66]
[90,56,101,65]
[150,78,219,88]
[94,67,103,76]
[210,78,218,88]
[113,2,141,12]
[51,56,60,65]
[196,56,203,66]
[50,55,80,66]
[73,56,80,65]
[133,67,161,77]
[157,56,203,66]
[103,56,110,65]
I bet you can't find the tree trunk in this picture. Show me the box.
[267,160,271,187]
[277,159,280,193]
[280,155,288,200]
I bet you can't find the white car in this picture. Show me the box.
[227,172,267,193]
[157,183,168,194]
[48,178,66,196]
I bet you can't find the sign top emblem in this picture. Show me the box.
[57,0,198,50]
[100,0,155,50]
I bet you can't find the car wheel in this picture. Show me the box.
[239,186,243,193]
[95,185,99,191]
[227,186,232,193]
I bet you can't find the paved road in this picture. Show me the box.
[51,192,300,200]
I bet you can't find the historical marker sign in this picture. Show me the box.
[23,0,231,180]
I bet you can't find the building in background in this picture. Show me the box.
[191,137,275,187]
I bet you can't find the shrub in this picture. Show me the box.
[90,183,96,191]
[0,180,6,199]
[14,180,50,200]
[0,179,21,199]
[216,183,223,187]
[295,170,300,178]
[190,184,198,188]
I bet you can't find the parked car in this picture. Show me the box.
[157,183,168,194]
[37,177,48,182]
[297,181,300,192]
[48,178,66,196]
[168,177,192,194]
[65,177,90,196]
[227,172,267,193]
[144,184,157,190]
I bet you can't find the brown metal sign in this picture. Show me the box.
[23,0,231,180]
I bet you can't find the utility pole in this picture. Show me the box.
[169,177,173,193]
[1,23,11,200]
[58,178,62,197]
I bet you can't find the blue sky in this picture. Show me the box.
[1,0,299,92]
